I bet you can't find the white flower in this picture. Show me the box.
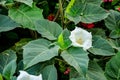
[17,71,42,80]
[69,27,92,51]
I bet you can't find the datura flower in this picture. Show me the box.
[17,71,42,80]
[69,27,92,51]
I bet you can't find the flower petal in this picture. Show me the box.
[30,74,42,80]
[17,71,30,80]
[69,27,92,51]
[17,71,42,80]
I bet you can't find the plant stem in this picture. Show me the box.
[53,9,60,21]
[30,30,38,39]
[59,0,64,29]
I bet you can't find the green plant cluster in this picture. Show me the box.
[0,0,120,80]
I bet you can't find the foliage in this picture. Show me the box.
[0,0,120,80]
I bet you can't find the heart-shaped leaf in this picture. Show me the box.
[9,4,43,30]
[0,50,17,80]
[61,47,89,75]
[89,36,115,56]
[0,14,20,32]
[105,52,120,80]
[65,0,109,24]
[23,39,59,69]
[87,61,107,80]
[15,0,33,7]
[104,10,120,30]
[35,20,62,40]
[42,65,57,80]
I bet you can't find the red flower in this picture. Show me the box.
[103,0,108,2]
[108,0,113,2]
[103,0,113,2]
[64,68,70,75]
[47,14,55,21]
[81,22,95,29]
[117,8,120,11]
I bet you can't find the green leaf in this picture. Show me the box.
[61,47,89,75]
[42,65,57,80]
[89,28,106,37]
[109,30,120,38]
[26,61,49,75]
[0,0,14,8]
[65,0,109,24]
[70,77,87,80]
[8,4,44,30]
[112,0,119,5]
[23,39,59,69]
[70,61,107,80]
[0,1,6,6]
[88,36,115,56]
[0,74,3,80]
[87,61,107,80]
[85,0,102,5]
[35,19,62,40]
[57,29,72,50]
[11,76,17,80]
[105,52,120,80]
[15,0,33,7]
[104,10,120,38]
[0,14,20,32]
[70,67,87,80]
[0,50,17,80]
[107,39,120,51]
[104,10,120,30]
[3,60,16,80]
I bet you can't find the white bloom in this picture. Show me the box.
[69,27,92,51]
[17,71,42,80]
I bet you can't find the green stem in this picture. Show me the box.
[59,0,64,29]
[53,9,60,21]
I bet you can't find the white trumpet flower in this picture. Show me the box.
[17,71,42,80]
[69,27,92,51]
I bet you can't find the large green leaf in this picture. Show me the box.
[0,50,17,80]
[88,36,115,56]
[0,14,20,32]
[15,0,33,7]
[104,10,120,38]
[35,20,62,40]
[42,65,57,80]
[9,4,44,30]
[70,61,107,80]
[104,10,120,30]
[105,52,120,80]
[3,60,16,80]
[57,29,72,50]
[11,76,17,80]
[87,61,107,80]
[61,47,89,75]
[107,39,120,51]
[65,0,109,24]
[70,66,87,80]
[23,39,59,69]
[26,61,50,75]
